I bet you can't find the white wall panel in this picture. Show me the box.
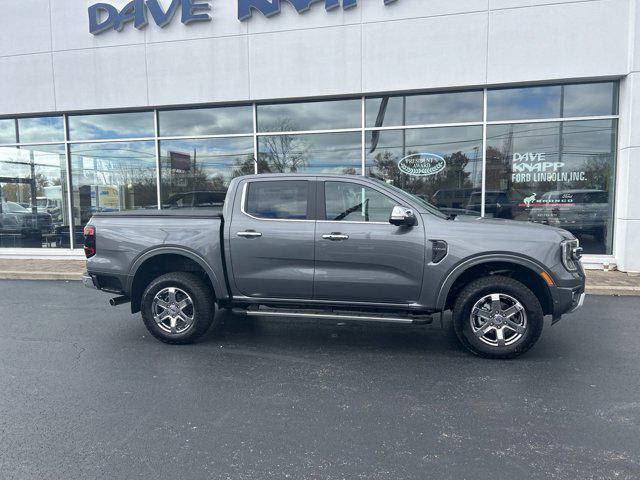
[362,0,488,23]
[147,35,250,105]
[53,45,148,111]
[362,13,488,93]
[0,0,51,57]
[0,54,56,114]
[248,25,361,100]
[487,0,629,84]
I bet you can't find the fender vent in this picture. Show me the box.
[430,240,448,264]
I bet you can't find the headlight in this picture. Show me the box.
[561,239,583,272]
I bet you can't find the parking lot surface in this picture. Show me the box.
[1,280,639,480]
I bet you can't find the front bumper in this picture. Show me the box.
[551,282,586,324]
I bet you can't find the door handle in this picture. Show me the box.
[237,230,262,238]
[322,233,349,241]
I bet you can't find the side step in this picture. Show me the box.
[232,306,433,325]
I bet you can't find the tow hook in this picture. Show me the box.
[109,296,131,307]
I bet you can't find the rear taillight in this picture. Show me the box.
[83,225,96,258]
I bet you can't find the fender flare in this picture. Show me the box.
[434,253,556,311]
[126,246,224,299]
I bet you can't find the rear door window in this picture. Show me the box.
[245,181,309,220]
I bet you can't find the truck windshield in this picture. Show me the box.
[372,180,448,219]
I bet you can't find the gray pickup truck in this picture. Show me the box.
[83,174,585,359]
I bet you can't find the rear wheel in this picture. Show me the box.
[141,272,217,344]
[452,276,544,359]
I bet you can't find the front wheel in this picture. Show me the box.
[141,272,217,344]
[452,276,544,359]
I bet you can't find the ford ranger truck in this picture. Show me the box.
[82,174,586,359]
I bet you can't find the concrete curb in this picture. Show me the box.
[0,272,83,281]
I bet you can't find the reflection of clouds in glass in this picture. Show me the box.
[69,112,155,140]
[159,106,253,136]
[257,99,361,132]
[258,132,361,174]
[366,91,483,127]
[18,117,65,143]
[488,86,561,121]
[563,83,617,117]
[0,119,16,144]
[160,137,254,183]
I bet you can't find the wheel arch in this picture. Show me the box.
[436,254,555,316]
[127,247,222,314]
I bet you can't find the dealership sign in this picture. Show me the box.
[89,0,398,34]
[398,153,446,177]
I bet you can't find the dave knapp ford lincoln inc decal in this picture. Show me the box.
[511,152,587,183]
[89,0,398,34]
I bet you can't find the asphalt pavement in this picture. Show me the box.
[1,280,639,480]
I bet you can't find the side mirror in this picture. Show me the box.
[389,205,417,227]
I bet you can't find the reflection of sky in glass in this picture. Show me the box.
[69,112,155,140]
[366,91,483,127]
[257,99,361,132]
[18,117,65,143]
[563,83,617,117]
[160,137,254,188]
[488,86,562,121]
[258,132,361,174]
[159,105,253,137]
[0,119,16,144]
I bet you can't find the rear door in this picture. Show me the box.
[314,179,425,304]
[229,179,316,298]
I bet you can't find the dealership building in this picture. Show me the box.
[0,0,638,271]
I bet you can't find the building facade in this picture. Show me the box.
[0,0,638,271]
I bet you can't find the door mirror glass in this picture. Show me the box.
[390,206,417,226]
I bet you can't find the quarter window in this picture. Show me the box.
[245,181,308,220]
[325,182,397,223]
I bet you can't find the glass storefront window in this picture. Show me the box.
[160,137,254,208]
[68,112,155,140]
[69,142,157,241]
[0,145,69,248]
[366,90,483,128]
[485,120,617,254]
[0,119,17,144]
[258,132,361,175]
[563,82,618,117]
[159,105,253,137]
[18,116,65,143]
[366,126,483,216]
[488,85,562,121]
[257,99,361,132]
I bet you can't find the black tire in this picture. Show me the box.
[141,272,217,344]
[452,276,544,359]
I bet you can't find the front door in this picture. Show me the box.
[314,180,425,304]
[229,179,316,298]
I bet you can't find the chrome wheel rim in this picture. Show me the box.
[152,287,195,335]
[470,293,527,347]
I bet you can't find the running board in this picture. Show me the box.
[233,307,432,325]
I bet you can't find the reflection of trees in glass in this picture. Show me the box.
[232,154,272,177]
[577,154,611,190]
[259,119,308,173]
[368,150,475,203]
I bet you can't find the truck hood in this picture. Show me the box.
[428,213,575,242]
